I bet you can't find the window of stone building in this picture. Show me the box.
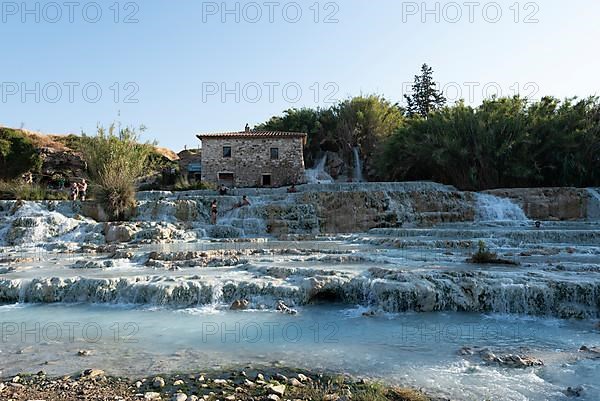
[223,146,232,158]
[270,147,279,160]
[218,173,234,187]
[262,174,272,187]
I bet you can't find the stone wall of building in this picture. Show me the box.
[200,137,306,188]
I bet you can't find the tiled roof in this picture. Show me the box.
[197,131,307,140]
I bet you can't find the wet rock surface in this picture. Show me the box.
[1,184,600,400]
[485,187,590,221]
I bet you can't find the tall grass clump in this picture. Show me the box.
[80,124,153,221]
[0,181,69,201]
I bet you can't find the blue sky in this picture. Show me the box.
[1,0,599,151]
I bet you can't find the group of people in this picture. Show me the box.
[70,179,88,201]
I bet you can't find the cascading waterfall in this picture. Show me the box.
[475,193,528,222]
[352,147,365,182]
[305,154,334,184]
[2,270,599,318]
[219,199,269,236]
[588,188,600,220]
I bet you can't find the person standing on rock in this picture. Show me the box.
[79,179,88,201]
[210,200,218,225]
[70,182,79,201]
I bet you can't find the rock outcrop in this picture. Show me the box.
[485,187,589,220]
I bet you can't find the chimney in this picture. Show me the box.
[245,123,250,132]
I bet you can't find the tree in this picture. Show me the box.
[380,96,600,190]
[404,64,446,118]
[255,108,326,167]
[329,96,404,179]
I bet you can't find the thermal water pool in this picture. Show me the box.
[0,303,598,401]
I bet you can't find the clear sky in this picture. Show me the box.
[1,0,599,151]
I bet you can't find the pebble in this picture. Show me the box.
[82,369,105,379]
[144,392,162,400]
[297,373,309,382]
[267,395,280,401]
[268,384,286,397]
[243,379,255,387]
[275,373,288,382]
[172,393,188,401]
[173,379,184,386]
[289,378,303,387]
[152,377,166,388]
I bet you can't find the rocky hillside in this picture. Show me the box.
[0,126,179,184]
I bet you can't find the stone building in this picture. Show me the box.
[197,126,307,188]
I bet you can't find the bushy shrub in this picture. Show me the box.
[79,124,152,220]
[173,175,214,191]
[0,128,42,180]
[470,240,498,263]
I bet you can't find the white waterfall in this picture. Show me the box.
[475,193,528,222]
[305,154,334,184]
[588,188,600,220]
[352,147,365,182]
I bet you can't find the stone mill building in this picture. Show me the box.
[197,125,307,188]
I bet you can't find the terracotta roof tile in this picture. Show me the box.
[197,131,307,140]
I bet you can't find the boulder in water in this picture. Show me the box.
[230,299,249,310]
[479,350,543,368]
[564,386,584,398]
[104,224,135,243]
[276,300,297,315]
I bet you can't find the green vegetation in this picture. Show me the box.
[0,181,68,201]
[258,64,600,190]
[256,95,404,178]
[295,378,430,401]
[79,124,153,221]
[470,240,498,263]
[381,96,600,190]
[172,175,214,192]
[0,127,42,180]
[468,240,519,265]
[52,133,85,152]
[404,63,447,118]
